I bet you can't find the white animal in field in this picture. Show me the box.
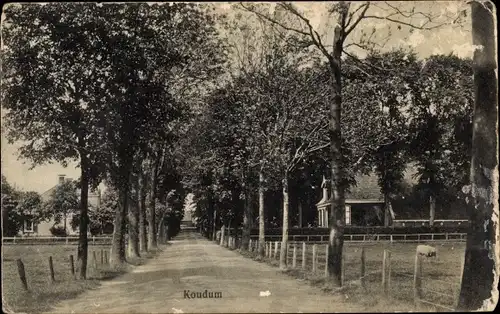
[416,244,437,257]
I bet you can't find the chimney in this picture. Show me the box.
[58,174,66,185]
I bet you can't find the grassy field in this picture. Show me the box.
[2,244,159,313]
[239,241,466,312]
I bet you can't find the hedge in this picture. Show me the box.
[225,224,468,236]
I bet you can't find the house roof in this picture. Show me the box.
[316,163,419,208]
[40,177,101,202]
[346,173,383,200]
[41,185,58,202]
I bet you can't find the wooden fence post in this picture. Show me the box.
[341,252,345,286]
[16,259,28,290]
[100,249,104,265]
[456,255,465,307]
[382,249,391,296]
[93,251,98,270]
[249,239,252,252]
[413,252,422,305]
[104,250,108,264]
[360,247,366,288]
[382,250,387,293]
[70,255,75,278]
[274,241,279,259]
[312,244,317,273]
[302,242,306,269]
[292,244,297,268]
[49,256,55,283]
[324,244,329,278]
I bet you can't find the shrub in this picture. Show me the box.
[49,225,67,237]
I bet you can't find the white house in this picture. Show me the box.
[21,174,101,236]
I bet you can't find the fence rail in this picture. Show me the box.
[2,236,112,245]
[219,231,462,312]
[249,232,467,243]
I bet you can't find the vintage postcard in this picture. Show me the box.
[1,1,498,313]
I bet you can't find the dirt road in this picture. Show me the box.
[49,230,362,313]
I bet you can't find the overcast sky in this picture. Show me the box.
[1,1,475,194]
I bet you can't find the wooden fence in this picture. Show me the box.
[222,236,463,311]
[248,232,467,243]
[14,248,110,291]
[3,236,112,245]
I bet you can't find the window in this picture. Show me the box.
[345,205,351,225]
[24,217,34,233]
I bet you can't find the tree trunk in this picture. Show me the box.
[138,171,148,252]
[384,197,393,227]
[77,153,89,279]
[212,209,217,242]
[157,213,166,244]
[148,155,160,250]
[220,224,225,246]
[241,188,252,250]
[279,171,289,269]
[258,169,265,257]
[298,201,303,228]
[127,176,140,259]
[64,212,67,233]
[110,167,130,267]
[429,195,436,227]
[457,2,498,311]
[226,219,231,248]
[327,21,346,287]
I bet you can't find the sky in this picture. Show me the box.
[0,1,477,194]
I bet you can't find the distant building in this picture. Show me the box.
[316,166,419,227]
[181,193,196,227]
[316,173,386,227]
[21,174,101,236]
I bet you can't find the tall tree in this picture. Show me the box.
[408,54,474,224]
[241,1,466,285]
[2,3,110,279]
[457,1,498,310]
[222,7,314,255]
[88,3,224,264]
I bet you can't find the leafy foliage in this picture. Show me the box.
[43,179,79,226]
[71,189,116,235]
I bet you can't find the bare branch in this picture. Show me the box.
[362,14,451,30]
[345,2,371,37]
[342,49,389,74]
[278,3,332,61]
[238,3,310,37]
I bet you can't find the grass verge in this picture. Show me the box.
[2,244,162,313]
[235,242,464,312]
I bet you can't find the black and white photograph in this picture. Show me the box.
[1,1,498,313]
